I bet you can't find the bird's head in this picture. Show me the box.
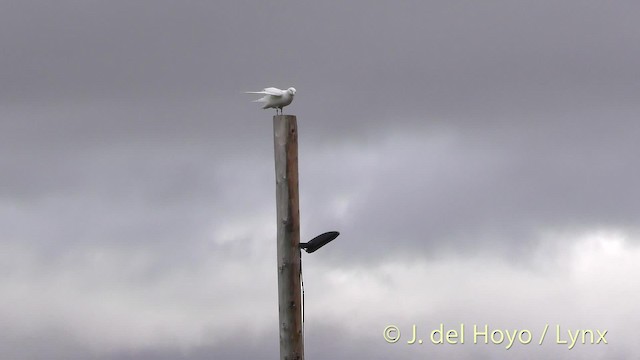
[287,87,296,95]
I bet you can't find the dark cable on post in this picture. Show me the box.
[300,249,305,343]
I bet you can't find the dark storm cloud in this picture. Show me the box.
[3,1,638,110]
[2,1,638,179]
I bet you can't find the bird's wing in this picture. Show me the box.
[262,87,285,95]
[245,87,285,96]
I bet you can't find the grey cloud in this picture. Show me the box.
[330,114,639,262]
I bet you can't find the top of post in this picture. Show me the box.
[273,114,297,120]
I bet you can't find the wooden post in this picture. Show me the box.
[273,115,304,360]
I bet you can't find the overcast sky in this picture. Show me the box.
[1,1,639,359]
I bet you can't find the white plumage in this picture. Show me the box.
[246,87,296,114]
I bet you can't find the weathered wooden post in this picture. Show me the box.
[273,114,304,360]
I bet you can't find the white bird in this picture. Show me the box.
[246,87,296,115]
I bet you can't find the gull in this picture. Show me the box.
[246,87,296,115]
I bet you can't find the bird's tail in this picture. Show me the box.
[252,96,268,103]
